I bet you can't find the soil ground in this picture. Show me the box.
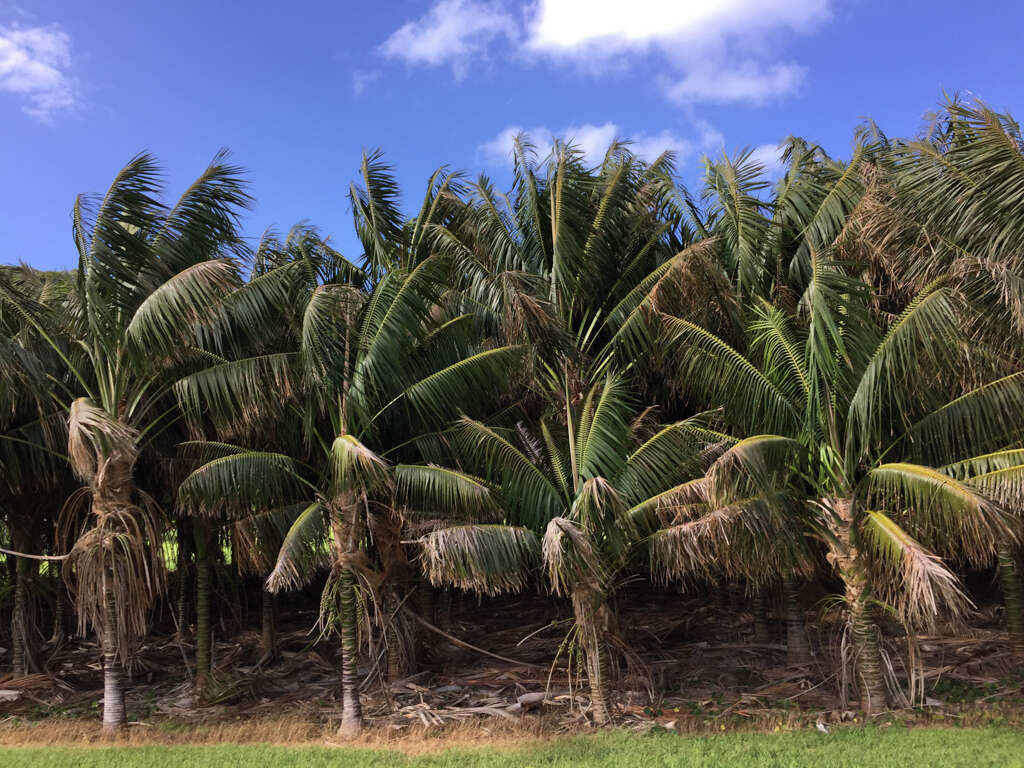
[2,583,1022,745]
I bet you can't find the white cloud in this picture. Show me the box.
[527,0,828,53]
[747,142,786,177]
[666,61,806,105]
[0,22,76,121]
[381,0,830,106]
[480,120,724,168]
[351,69,381,97]
[378,0,518,79]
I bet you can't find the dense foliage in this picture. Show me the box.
[3,98,1024,733]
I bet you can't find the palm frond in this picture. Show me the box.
[419,524,539,595]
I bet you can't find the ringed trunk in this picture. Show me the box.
[11,556,28,676]
[783,575,811,666]
[194,518,214,695]
[571,586,613,725]
[101,583,126,731]
[850,596,887,713]
[49,569,66,647]
[337,567,364,738]
[752,587,772,644]
[260,586,277,661]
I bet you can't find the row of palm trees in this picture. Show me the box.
[3,97,1024,734]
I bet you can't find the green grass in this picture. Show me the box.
[4,728,1024,768]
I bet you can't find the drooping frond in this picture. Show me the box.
[266,502,330,592]
[661,314,799,434]
[542,516,607,596]
[328,434,391,498]
[451,417,563,529]
[67,398,138,482]
[125,258,241,356]
[861,510,970,630]
[419,524,540,596]
[177,450,308,518]
[395,463,495,521]
[868,462,1009,565]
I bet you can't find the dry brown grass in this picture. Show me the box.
[0,712,568,754]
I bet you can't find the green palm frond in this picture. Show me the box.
[394,464,495,519]
[451,417,563,529]
[126,259,241,356]
[266,502,330,592]
[178,450,308,518]
[868,462,1009,565]
[905,372,1024,465]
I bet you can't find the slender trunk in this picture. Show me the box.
[752,587,771,643]
[998,540,1024,656]
[260,586,276,660]
[194,518,213,695]
[101,584,126,731]
[175,565,189,642]
[175,520,190,642]
[49,569,66,647]
[572,587,613,725]
[337,567,363,738]
[783,575,811,666]
[12,556,27,676]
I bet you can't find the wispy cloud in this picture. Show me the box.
[378,0,518,80]
[351,69,381,97]
[479,120,725,168]
[747,142,786,177]
[381,0,830,106]
[665,61,806,106]
[0,22,76,121]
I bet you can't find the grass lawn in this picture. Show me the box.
[3,727,1024,768]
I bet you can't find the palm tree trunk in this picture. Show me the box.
[572,586,613,725]
[337,567,363,738]
[194,518,213,695]
[752,587,771,643]
[175,519,191,642]
[850,596,887,713]
[783,575,811,666]
[260,586,276,660]
[49,569,66,647]
[998,540,1024,656]
[829,498,887,713]
[11,556,28,676]
[101,583,126,731]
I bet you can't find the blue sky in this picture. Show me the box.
[2,0,1022,271]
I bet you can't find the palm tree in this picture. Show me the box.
[650,251,1022,709]
[413,373,731,723]
[688,138,870,660]
[0,153,252,730]
[849,98,1024,650]
[176,153,523,736]
[0,267,78,676]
